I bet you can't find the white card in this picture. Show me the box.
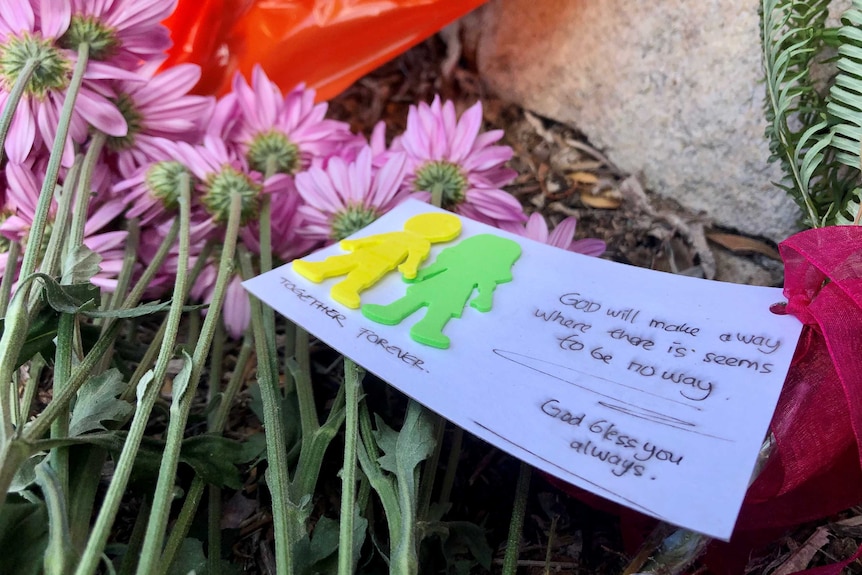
[243,199,803,540]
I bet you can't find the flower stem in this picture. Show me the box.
[115,217,180,313]
[106,219,140,314]
[50,132,106,499]
[258,159,279,396]
[62,132,106,281]
[0,43,90,460]
[0,58,37,163]
[239,246,298,575]
[73,177,192,575]
[157,339,253,575]
[0,240,20,316]
[501,462,532,575]
[438,426,464,505]
[135,191,244,575]
[337,358,365,575]
[23,42,90,299]
[38,155,82,278]
[294,327,319,442]
[206,323,224,575]
[48,312,76,499]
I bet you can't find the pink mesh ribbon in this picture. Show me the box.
[740,225,862,530]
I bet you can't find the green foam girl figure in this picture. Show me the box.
[362,233,522,349]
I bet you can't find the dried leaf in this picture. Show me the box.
[707,233,781,260]
[771,526,830,575]
[579,189,622,209]
[567,171,599,185]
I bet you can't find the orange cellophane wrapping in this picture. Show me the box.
[162,0,488,100]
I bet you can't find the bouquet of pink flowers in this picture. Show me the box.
[0,2,606,574]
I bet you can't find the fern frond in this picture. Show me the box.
[830,187,862,224]
[761,0,834,226]
[828,3,862,167]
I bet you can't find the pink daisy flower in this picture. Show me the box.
[113,137,196,226]
[502,213,606,256]
[295,145,409,243]
[0,0,135,165]
[213,66,357,176]
[0,160,127,290]
[102,62,214,177]
[178,135,292,228]
[392,95,526,225]
[57,0,175,69]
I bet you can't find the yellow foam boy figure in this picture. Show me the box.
[292,212,462,309]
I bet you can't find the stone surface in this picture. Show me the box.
[473,0,802,242]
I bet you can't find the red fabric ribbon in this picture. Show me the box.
[741,225,862,530]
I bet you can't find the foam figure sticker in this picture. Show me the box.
[292,212,461,308]
[362,234,521,349]
[243,200,805,541]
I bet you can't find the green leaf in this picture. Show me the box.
[0,306,60,368]
[440,521,492,571]
[33,432,255,489]
[165,537,237,575]
[294,511,368,575]
[61,244,102,285]
[306,516,340,566]
[761,0,838,226]
[37,275,100,313]
[178,434,255,490]
[375,406,435,478]
[68,369,133,436]
[23,272,205,318]
[0,501,49,575]
[9,453,44,494]
[829,1,862,168]
[373,401,435,574]
[35,462,74,575]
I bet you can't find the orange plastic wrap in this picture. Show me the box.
[162,0,488,100]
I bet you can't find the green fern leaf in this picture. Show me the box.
[761,0,834,226]
[831,187,862,224]
[828,7,862,169]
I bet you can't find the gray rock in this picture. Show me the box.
[473,0,804,241]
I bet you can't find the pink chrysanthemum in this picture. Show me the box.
[0,160,127,290]
[392,95,526,225]
[212,66,357,176]
[177,135,292,228]
[503,213,606,256]
[58,0,175,68]
[103,62,214,177]
[113,137,196,226]
[0,0,136,165]
[296,146,409,243]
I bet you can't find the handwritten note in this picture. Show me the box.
[243,200,803,540]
